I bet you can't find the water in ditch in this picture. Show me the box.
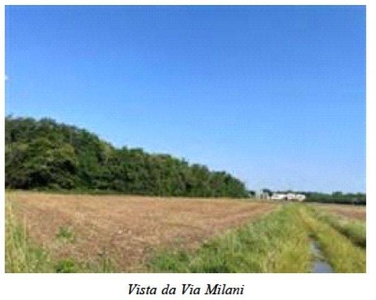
[311,240,333,273]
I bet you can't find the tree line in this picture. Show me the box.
[5,116,249,198]
[303,191,366,205]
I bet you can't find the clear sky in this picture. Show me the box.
[5,5,366,193]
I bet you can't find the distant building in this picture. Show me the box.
[256,190,271,200]
[271,192,306,202]
[255,190,306,201]
[271,193,287,200]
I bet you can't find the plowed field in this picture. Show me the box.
[7,191,277,272]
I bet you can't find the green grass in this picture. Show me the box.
[339,222,366,248]
[149,204,312,273]
[5,202,53,273]
[55,258,78,273]
[53,256,114,273]
[301,207,366,273]
[308,206,366,248]
[56,226,75,243]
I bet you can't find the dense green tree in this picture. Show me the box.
[5,116,249,198]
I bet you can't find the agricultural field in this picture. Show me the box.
[5,191,277,272]
[5,191,366,273]
[312,203,366,221]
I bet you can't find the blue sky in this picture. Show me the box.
[5,5,366,193]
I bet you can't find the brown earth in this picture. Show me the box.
[314,204,366,221]
[6,191,278,272]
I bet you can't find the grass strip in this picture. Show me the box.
[5,201,53,272]
[308,206,366,248]
[301,207,365,273]
[149,204,311,273]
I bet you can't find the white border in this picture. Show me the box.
[1,1,373,300]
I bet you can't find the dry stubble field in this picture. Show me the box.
[312,203,366,221]
[7,191,278,272]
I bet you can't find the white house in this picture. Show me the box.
[271,193,306,202]
[256,190,306,202]
[271,193,287,200]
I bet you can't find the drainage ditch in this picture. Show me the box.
[310,240,333,273]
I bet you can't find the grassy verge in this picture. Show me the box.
[308,206,366,248]
[149,204,312,273]
[300,207,366,273]
[5,201,53,272]
[5,200,114,273]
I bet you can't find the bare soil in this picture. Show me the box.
[7,191,277,272]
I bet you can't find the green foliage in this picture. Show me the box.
[55,259,77,273]
[303,191,366,205]
[56,226,75,243]
[5,116,249,198]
